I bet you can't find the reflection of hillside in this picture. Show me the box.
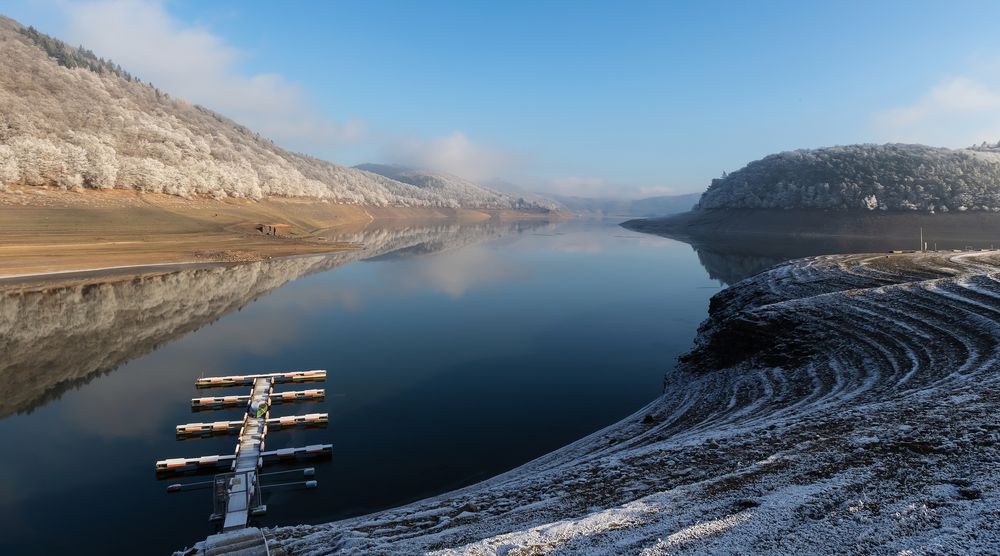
[1,219,550,418]
[339,220,554,262]
[693,249,788,285]
[687,236,915,285]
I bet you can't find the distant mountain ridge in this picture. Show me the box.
[355,164,699,217]
[354,163,557,211]
[0,16,548,210]
[698,143,1000,213]
[551,193,700,217]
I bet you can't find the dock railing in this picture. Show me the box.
[211,471,263,523]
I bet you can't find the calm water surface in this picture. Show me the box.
[0,219,850,554]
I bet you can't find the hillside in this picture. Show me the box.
[698,143,1000,212]
[0,16,545,210]
[624,143,1000,241]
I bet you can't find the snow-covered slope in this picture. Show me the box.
[0,16,546,210]
[698,143,1000,212]
[260,251,1000,555]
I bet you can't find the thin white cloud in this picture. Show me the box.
[62,0,365,147]
[874,76,1000,147]
[385,131,521,182]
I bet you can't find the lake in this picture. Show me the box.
[0,218,918,554]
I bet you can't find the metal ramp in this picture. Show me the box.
[156,370,332,534]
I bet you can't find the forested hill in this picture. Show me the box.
[698,143,1000,213]
[0,16,546,210]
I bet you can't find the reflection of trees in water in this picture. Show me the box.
[1,219,552,418]
[692,248,789,285]
[688,236,918,286]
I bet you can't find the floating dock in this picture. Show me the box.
[191,388,325,410]
[194,370,326,389]
[156,370,332,532]
[175,411,328,438]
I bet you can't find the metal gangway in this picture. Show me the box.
[156,370,332,531]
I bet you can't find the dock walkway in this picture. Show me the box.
[223,377,271,530]
[156,370,332,534]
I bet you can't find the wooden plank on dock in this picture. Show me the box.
[270,388,325,403]
[195,370,325,389]
[176,419,244,438]
[156,453,235,473]
[191,394,249,409]
[176,412,328,437]
[155,444,332,475]
[266,412,328,430]
[191,388,324,410]
[260,443,333,463]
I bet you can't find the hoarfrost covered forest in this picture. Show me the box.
[0,17,543,210]
[698,143,1000,213]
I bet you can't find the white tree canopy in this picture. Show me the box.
[698,143,1000,213]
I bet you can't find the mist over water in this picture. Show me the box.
[0,219,893,554]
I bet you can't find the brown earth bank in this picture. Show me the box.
[623,208,1000,246]
[0,185,559,279]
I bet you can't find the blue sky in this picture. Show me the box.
[6,0,1000,196]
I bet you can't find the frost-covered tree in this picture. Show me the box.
[0,16,549,211]
[697,144,1000,212]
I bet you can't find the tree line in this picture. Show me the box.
[698,144,1000,213]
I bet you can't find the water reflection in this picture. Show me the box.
[683,237,867,285]
[0,219,721,555]
[682,233,1000,285]
[0,219,553,418]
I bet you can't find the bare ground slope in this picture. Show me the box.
[0,187,538,278]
